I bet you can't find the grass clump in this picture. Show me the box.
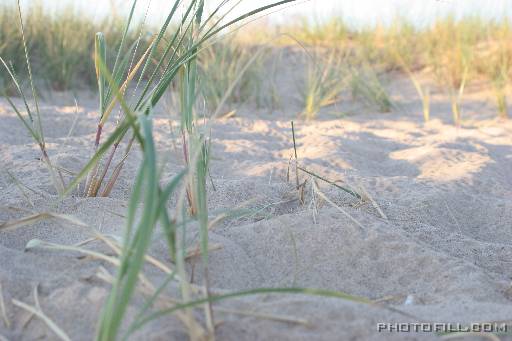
[0,0,64,195]
[300,47,349,119]
[349,60,393,113]
[198,34,266,114]
[0,2,143,91]
[479,25,511,118]
[425,16,477,125]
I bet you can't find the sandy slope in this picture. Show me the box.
[1,80,512,341]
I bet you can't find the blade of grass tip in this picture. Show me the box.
[1,64,63,196]
[16,0,42,145]
[198,0,236,34]
[95,32,107,115]
[99,37,156,128]
[125,0,152,95]
[106,0,139,102]
[105,37,146,111]
[132,0,182,95]
[134,0,199,111]
[146,0,296,112]
[83,32,107,196]
[199,0,298,44]
[0,58,35,129]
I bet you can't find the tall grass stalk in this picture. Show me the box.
[449,68,468,126]
[0,0,64,195]
[394,52,430,122]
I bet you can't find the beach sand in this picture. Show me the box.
[1,73,512,340]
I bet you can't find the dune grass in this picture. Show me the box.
[300,47,350,119]
[479,25,511,118]
[0,0,64,195]
[0,2,141,92]
[198,34,267,114]
[2,6,511,121]
[349,58,393,113]
[287,15,511,121]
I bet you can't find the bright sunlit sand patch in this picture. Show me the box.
[390,144,491,182]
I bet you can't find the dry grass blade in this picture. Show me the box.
[25,239,121,265]
[12,286,71,341]
[297,165,361,200]
[25,239,156,291]
[0,212,87,232]
[5,170,34,207]
[357,183,388,220]
[291,121,303,203]
[311,181,365,232]
[290,121,361,200]
[99,37,156,127]
[0,282,9,329]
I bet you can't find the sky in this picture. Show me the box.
[9,0,512,28]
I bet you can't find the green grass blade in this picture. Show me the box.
[125,287,372,337]
[96,115,158,341]
[16,0,43,145]
[94,32,107,114]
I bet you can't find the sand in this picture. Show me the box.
[1,73,512,341]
